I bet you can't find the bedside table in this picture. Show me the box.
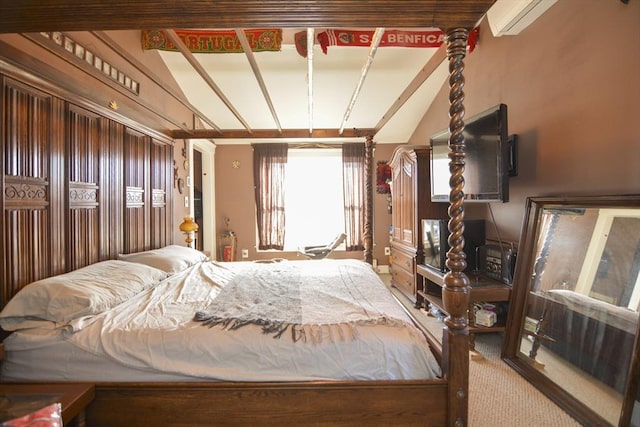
[0,383,94,427]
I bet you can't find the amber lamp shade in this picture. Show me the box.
[179,216,199,248]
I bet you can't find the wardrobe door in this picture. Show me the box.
[399,154,416,246]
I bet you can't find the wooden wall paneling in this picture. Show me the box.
[1,69,175,305]
[1,75,4,304]
[163,142,174,246]
[66,103,101,270]
[1,77,65,305]
[100,120,124,260]
[149,139,172,249]
[123,127,150,253]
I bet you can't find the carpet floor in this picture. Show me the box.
[383,276,581,427]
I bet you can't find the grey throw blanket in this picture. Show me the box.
[194,260,409,343]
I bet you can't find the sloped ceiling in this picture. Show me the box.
[158,28,450,144]
[1,1,554,145]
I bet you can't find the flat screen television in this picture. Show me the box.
[422,218,486,273]
[430,104,510,203]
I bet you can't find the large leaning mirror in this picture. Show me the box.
[503,195,640,426]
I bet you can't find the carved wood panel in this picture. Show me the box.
[67,104,101,270]
[100,120,124,260]
[1,70,174,306]
[123,127,150,253]
[149,139,173,249]
[1,77,65,304]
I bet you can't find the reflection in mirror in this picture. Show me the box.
[503,196,640,427]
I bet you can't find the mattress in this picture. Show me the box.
[1,258,441,382]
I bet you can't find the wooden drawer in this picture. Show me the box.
[391,265,414,300]
[391,249,414,272]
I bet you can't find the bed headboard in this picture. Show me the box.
[1,72,174,306]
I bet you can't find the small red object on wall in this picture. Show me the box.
[376,161,392,194]
[223,245,233,262]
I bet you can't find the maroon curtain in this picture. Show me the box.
[342,143,365,251]
[253,143,288,250]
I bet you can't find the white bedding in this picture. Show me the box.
[1,259,441,382]
[546,289,639,335]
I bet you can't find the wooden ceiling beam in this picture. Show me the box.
[235,29,282,134]
[375,44,447,132]
[170,128,375,140]
[339,27,385,135]
[164,29,249,133]
[0,1,494,33]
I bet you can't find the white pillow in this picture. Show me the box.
[0,260,167,327]
[118,245,208,274]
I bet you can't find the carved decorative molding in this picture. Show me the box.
[39,32,140,94]
[152,189,165,208]
[126,186,144,208]
[69,181,98,208]
[3,176,48,208]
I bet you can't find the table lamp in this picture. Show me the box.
[179,216,199,248]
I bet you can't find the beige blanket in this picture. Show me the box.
[195,259,409,343]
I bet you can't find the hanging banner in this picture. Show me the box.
[142,29,282,53]
[295,28,479,58]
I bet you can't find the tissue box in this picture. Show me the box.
[475,309,497,327]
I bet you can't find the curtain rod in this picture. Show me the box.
[251,142,373,150]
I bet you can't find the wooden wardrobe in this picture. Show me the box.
[389,145,447,303]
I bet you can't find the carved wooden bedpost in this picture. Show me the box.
[363,135,374,264]
[442,27,470,427]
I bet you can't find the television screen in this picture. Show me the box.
[430,104,509,203]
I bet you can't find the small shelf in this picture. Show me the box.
[416,289,444,313]
[416,263,511,337]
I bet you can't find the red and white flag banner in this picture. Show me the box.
[295,28,479,57]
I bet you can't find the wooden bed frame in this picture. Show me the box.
[0,2,496,425]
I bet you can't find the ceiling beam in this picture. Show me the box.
[235,29,282,134]
[375,44,447,132]
[170,128,375,140]
[307,28,315,134]
[0,1,494,33]
[339,27,385,135]
[164,29,252,134]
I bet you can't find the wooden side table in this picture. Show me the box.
[416,263,512,350]
[0,383,95,426]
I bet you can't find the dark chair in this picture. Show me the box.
[298,233,346,259]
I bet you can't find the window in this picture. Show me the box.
[283,148,345,251]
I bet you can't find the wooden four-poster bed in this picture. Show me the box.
[0,1,496,426]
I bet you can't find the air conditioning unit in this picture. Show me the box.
[487,0,558,36]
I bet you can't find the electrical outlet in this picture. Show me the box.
[384,247,391,255]
[241,249,249,258]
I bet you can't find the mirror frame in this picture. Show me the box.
[503,195,640,426]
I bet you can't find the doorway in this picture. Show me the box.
[193,149,203,251]
[191,140,216,257]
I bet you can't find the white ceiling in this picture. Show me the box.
[156,1,556,144]
[158,29,448,144]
